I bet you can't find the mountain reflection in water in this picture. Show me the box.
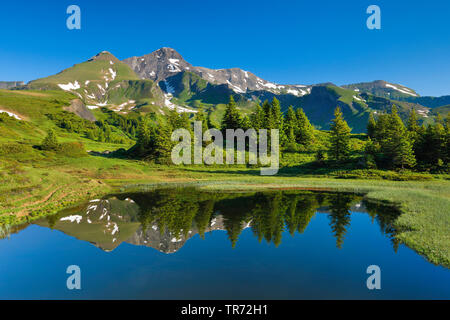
[34,188,401,253]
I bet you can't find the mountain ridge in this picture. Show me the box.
[5,48,448,132]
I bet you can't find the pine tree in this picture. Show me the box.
[271,97,283,130]
[407,109,420,133]
[329,107,351,161]
[367,113,377,139]
[283,106,297,145]
[241,115,252,131]
[221,96,242,132]
[407,109,420,145]
[385,106,416,169]
[153,121,174,164]
[104,124,112,142]
[86,129,96,141]
[194,110,209,133]
[262,100,275,129]
[137,119,152,154]
[250,104,264,130]
[445,113,450,167]
[41,129,60,151]
[179,112,191,132]
[295,108,314,146]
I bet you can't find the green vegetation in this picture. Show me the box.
[0,90,449,269]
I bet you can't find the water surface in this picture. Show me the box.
[0,188,449,299]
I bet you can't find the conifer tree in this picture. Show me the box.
[241,115,252,130]
[271,97,284,130]
[367,113,377,139]
[407,109,420,133]
[407,109,420,145]
[262,100,275,129]
[250,104,265,130]
[329,107,351,161]
[41,129,60,151]
[295,108,314,146]
[385,106,416,169]
[194,110,209,133]
[283,106,297,145]
[137,118,152,154]
[221,96,242,132]
[153,121,174,164]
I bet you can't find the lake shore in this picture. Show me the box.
[1,155,449,269]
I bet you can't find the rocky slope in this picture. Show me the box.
[124,47,312,97]
[16,47,445,131]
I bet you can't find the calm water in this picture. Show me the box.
[0,188,449,299]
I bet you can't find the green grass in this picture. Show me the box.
[0,88,449,268]
[1,148,448,268]
[29,53,139,86]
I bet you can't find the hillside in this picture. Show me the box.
[343,80,420,100]
[0,48,444,132]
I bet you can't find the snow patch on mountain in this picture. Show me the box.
[385,83,418,96]
[58,81,80,91]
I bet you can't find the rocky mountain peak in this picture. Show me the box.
[89,51,120,63]
[123,47,192,82]
[123,47,311,96]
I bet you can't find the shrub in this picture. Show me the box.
[41,129,60,151]
[57,142,87,157]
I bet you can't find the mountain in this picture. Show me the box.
[342,80,450,110]
[343,80,420,100]
[124,47,312,97]
[430,105,450,118]
[0,81,24,89]
[399,95,450,109]
[15,48,443,131]
[124,48,437,131]
[27,51,169,114]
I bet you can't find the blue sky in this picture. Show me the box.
[0,0,449,96]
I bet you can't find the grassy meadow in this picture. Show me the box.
[0,88,449,269]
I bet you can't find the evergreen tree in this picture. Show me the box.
[329,107,351,161]
[367,113,377,139]
[137,119,152,154]
[153,121,174,164]
[194,110,209,133]
[41,129,60,151]
[407,109,420,145]
[250,104,265,130]
[241,115,252,131]
[86,129,96,141]
[221,96,242,132]
[283,106,297,145]
[407,109,420,133]
[295,108,314,146]
[271,97,283,130]
[179,112,191,131]
[385,106,416,169]
[262,100,275,129]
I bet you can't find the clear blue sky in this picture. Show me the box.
[1,0,449,96]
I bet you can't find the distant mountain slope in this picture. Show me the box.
[343,80,419,100]
[0,81,24,89]
[430,105,450,117]
[27,52,174,114]
[10,48,445,131]
[400,95,450,109]
[124,47,312,97]
[344,80,450,112]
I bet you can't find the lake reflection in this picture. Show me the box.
[1,188,449,300]
[35,188,400,254]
